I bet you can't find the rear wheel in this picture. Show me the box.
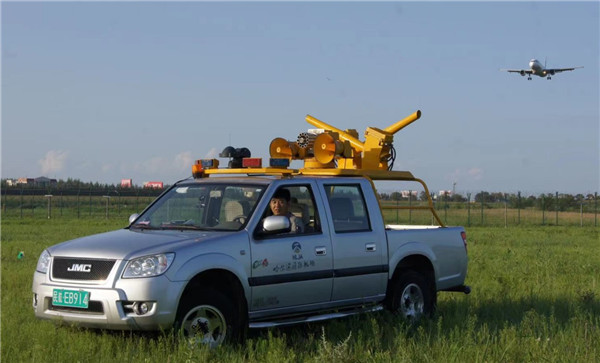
[175,289,241,348]
[388,270,435,322]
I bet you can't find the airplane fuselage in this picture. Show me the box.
[528,59,552,77]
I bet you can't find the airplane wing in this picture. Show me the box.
[500,69,533,75]
[547,66,584,73]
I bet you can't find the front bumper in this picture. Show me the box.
[32,271,185,331]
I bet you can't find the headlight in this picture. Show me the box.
[36,250,51,274]
[122,253,175,278]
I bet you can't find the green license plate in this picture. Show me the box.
[52,289,90,309]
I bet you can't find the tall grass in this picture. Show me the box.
[2,217,598,362]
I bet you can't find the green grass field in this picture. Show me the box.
[1,217,598,362]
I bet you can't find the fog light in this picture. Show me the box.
[134,302,150,315]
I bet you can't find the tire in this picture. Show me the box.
[387,270,435,322]
[175,288,242,348]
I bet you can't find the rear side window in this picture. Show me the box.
[324,184,371,233]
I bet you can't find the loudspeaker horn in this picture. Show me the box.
[269,137,299,159]
[314,133,344,164]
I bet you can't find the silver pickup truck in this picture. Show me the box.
[33,174,469,347]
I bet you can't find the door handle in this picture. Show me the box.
[365,243,377,252]
[315,247,327,256]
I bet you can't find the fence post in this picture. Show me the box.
[542,195,545,226]
[396,199,399,224]
[431,193,436,225]
[89,190,92,216]
[20,189,24,218]
[517,191,521,225]
[504,193,508,228]
[467,193,471,227]
[77,190,80,218]
[45,194,53,219]
[444,193,448,224]
[103,195,110,219]
[480,191,484,226]
[595,192,598,227]
[580,201,583,227]
[555,191,559,226]
[408,190,412,224]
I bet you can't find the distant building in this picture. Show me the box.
[438,190,452,197]
[143,181,163,189]
[401,190,418,198]
[34,177,57,187]
[121,179,133,188]
[17,178,34,186]
[5,179,17,186]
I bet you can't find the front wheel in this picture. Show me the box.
[175,289,241,348]
[387,271,435,322]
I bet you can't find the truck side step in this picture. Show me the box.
[249,305,384,329]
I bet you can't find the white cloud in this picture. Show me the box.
[205,148,219,159]
[138,157,167,174]
[130,152,195,180]
[467,168,484,181]
[174,151,193,171]
[38,150,69,175]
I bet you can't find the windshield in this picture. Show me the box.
[131,183,265,231]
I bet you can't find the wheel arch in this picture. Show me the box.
[388,254,437,298]
[178,268,248,323]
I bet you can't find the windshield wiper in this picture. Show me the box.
[130,224,159,230]
[159,225,205,231]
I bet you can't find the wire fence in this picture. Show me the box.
[380,192,599,227]
[0,188,164,220]
[1,187,598,227]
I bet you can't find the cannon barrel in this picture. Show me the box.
[305,115,364,152]
[383,110,421,135]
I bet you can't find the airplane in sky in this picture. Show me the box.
[501,59,583,80]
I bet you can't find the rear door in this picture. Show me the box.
[318,178,388,302]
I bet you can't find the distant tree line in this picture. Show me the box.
[1,178,170,190]
[378,191,598,212]
[1,178,168,197]
[2,178,597,213]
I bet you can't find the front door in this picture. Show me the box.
[249,184,333,312]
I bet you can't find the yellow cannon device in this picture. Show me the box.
[198,110,422,174]
[298,110,421,170]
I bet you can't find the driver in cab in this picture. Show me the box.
[269,189,304,234]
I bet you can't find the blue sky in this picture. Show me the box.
[2,1,598,195]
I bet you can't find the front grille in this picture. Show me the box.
[52,258,116,281]
[48,298,104,314]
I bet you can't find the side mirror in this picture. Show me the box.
[128,213,140,225]
[259,215,291,236]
